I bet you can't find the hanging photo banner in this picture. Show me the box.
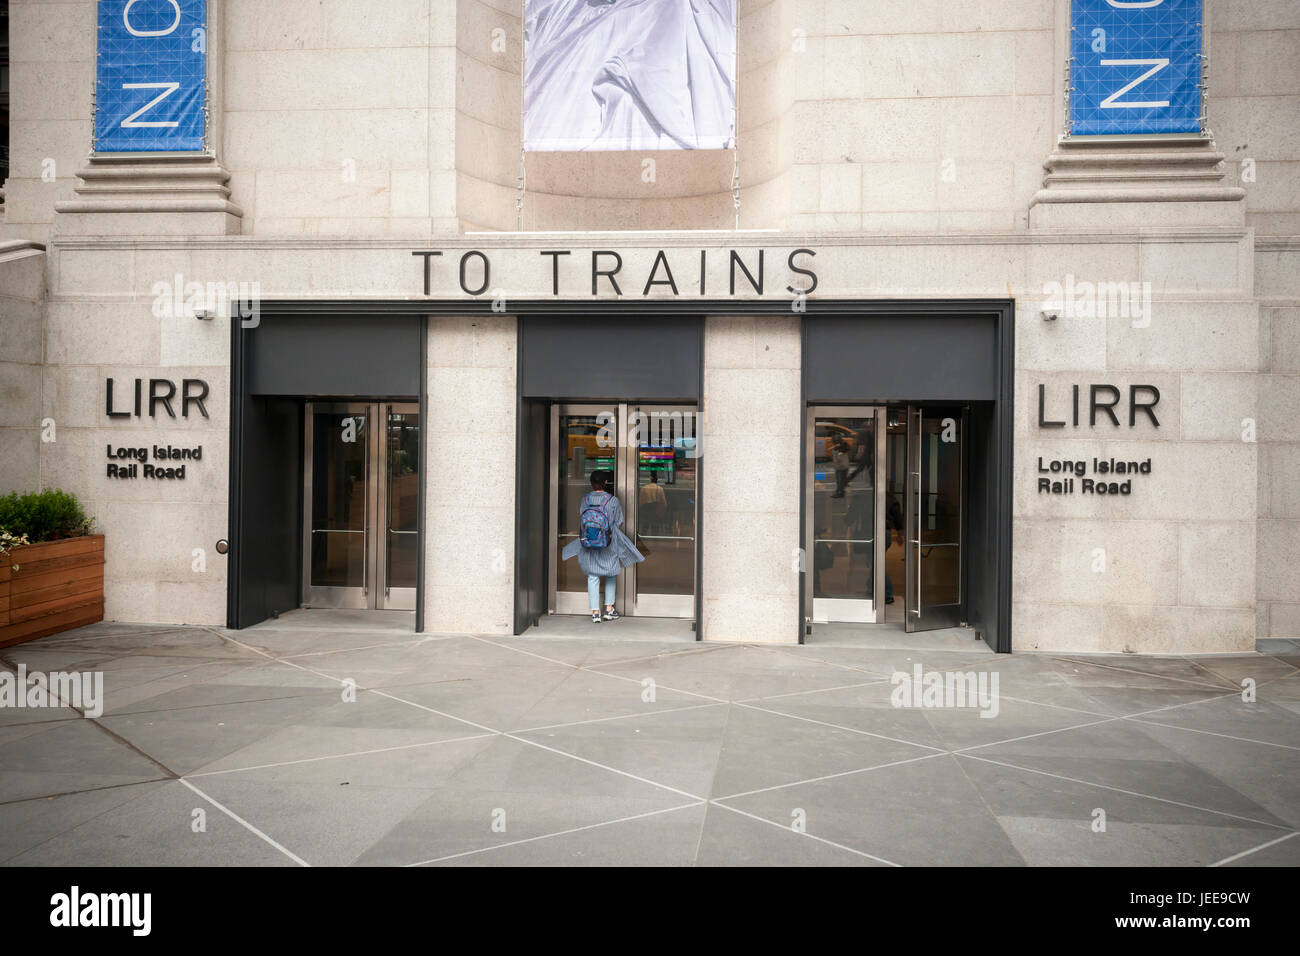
[95,0,207,152]
[1069,0,1203,135]
[523,0,737,152]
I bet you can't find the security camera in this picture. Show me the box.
[1040,310,1059,322]
[194,309,214,321]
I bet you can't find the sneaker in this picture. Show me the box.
[602,608,620,621]
[591,611,602,624]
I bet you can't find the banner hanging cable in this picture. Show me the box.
[731,31,740,229]
[517,36,527,231]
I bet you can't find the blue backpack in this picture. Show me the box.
[579,492,614,549]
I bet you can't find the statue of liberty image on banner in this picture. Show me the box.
[523,0,737,152]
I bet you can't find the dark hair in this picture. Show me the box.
[590,472,606,491]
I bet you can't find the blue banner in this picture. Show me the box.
[1070,0,1202,136]
[95,0,206,152]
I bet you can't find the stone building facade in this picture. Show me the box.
[0,0,1296,654]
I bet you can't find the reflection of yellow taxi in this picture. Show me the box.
[566,423,616,462]
[814,421,859,461]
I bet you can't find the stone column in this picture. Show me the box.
[0,241,46,494]
[700,314,802,642]
[423,314,518,634]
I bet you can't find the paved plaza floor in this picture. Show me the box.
[1,616,1297,867]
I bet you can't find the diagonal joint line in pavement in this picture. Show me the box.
[1209,830,1300,867]
[955,752,1293,832]
[706,801,903,867]
[178,777,310,867]
[403,801,706,867]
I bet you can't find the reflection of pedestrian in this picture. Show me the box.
[845,426,872,486]
[831,438,851,498]
[885,497,904,604]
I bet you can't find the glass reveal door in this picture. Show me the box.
[304,403,374,609]
[549,403,698,619]
[806,407,886,624]
[628,405,696,618]
[303,402,419,610]
[905,406,966,632]
[805,404,966,636]
[382,404,420,610]
[552,405,620,615]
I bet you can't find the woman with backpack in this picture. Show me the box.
[560,469,644,624]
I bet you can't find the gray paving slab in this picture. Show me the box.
[504,667,709,731]
[4,779,295,866]
[1045,661,1240,716]
[1192,656,1298,686]
[2,618,1297,866]
[231,613,421,658]
[1129,695,1300,749]
[694,803,885,866]
[752,675,1109,754]
[189,717,493,780]
[1218,833,1300,866]
[716,753,1027,866]
[968,721,1294,829]
[513,703,730,797]
[957,755,1285,866]
[738,685,947,752]
[0,780,168,863]
[528,614,695,644]
[474,634,719,669]
[98,688,346,774]
[1256,639,1300,655]
[26,625,251,660]
[188,776,446,866]
[588,643,875,702]
[0,718,167,801]
[1054,654,1240,688]
[0,717,79,747]
[354,735,698,865]
[709,703,938,799]
[1255,672,1300,703]
[431,803,707,867]
[1120,720,1300,829]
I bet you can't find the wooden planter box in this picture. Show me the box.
[0,535,105,649]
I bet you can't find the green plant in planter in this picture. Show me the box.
[0,489,96,545]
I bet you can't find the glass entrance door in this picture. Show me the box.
[805,407,886,624]
[552,404,619,615]
[905,406,965,632]
[805,404,966,634]
[303,402,419,610]
[627,405,697,617]
[383,405,420,610]
[549,403,698,618]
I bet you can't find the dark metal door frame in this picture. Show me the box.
[232,299,1012,651]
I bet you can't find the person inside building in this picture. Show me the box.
[884,496,904,605]
[639,470,668,533]
[561,469,644,623]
